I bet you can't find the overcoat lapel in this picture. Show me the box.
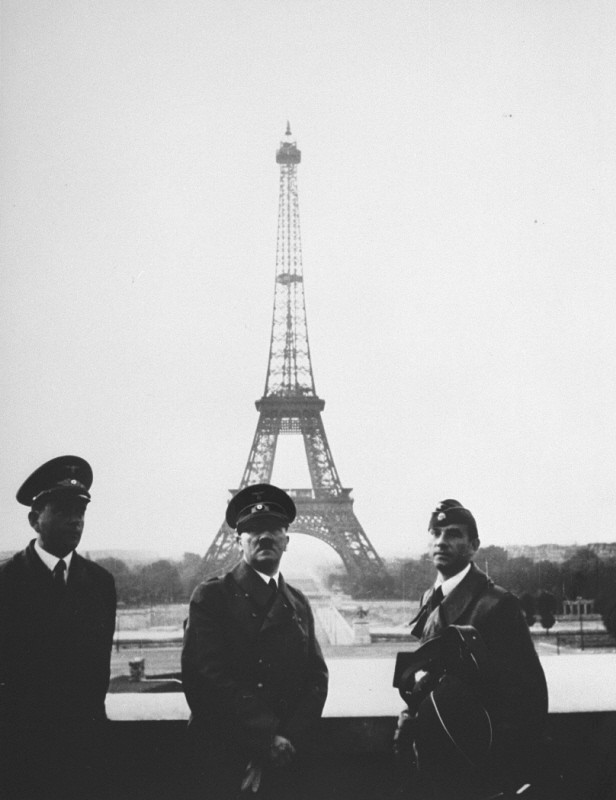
[66,551,88,590]
[409,587,439,638]
[420,564,490,641]
[261,574,296,632]
[24,540,52,585]
[230,562,295,634]
[440,564,489,623]
[231,561,273,608]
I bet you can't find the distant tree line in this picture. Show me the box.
[327,545,616,615]
[93,553,204,605]
[95,546,616,637]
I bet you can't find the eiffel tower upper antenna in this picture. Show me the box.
[264,121,316,400]
[201,126,389,590]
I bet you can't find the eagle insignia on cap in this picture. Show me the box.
[16,455,93,507]
[226,484,296,532]
[437,512,446,521]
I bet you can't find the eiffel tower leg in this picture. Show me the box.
[301,410,343,496]
[201,412,281,577]
[200,521,240,578]
[294,496,391,592]
[240,411,280,487]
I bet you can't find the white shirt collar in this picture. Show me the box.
[34,539,74,578]
[435,562,471,597]
[250,565,280,586]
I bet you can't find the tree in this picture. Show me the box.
[349,572,395,600]
[385,555,434,600]
[94,557,135,603]
[502,557,535,596]
[536,591,557,634]
[94,556,130,577]
[562,547,601,599]
[595,583,616,641]
[476,545,508,583]
[534,560,562,601]
[324,569,349,594]
[138,560,183,603]
[179,552,204,599]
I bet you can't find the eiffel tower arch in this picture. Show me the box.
[202,125,390,589]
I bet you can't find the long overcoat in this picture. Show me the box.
[182,560,329,798]
[406,563,548,795]
[0,539,116,799]
[0,539,116,725]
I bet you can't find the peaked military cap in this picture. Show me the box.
[17,455,93,507]
[429,499,478,538]
[226,483,296,533]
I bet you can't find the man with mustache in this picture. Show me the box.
[394,499,548,799]
[182,483,329,799]
[0,456,116,800]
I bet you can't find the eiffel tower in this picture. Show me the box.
[201,125,389,588]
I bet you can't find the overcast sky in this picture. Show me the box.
[2,1,615,571]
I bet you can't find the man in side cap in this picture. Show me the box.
[182,483,328,799]
[0,456,116,800]
[393,500,549,800]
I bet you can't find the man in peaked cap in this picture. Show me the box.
[0,456,116,800]
[182,483,328,799]
[393,499,549,800]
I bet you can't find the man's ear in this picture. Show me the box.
[283,535,289,552]
[471,537,480,555]
[28,509,39,531]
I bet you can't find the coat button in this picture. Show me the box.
[257,683,264,689]
[252,612,258,618]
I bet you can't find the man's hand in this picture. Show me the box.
[393,708,416,759]
[241,761,262,793]
[269,735,296,767]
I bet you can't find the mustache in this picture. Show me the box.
[256,537,275,548]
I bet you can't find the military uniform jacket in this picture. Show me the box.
[0,540,117,727]
[410,563,548,741]
[182,561,329,756]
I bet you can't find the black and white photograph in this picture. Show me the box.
[2,2,616,798]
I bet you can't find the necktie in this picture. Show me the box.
[428,585,444,612]
[265,578,277,612]
[411,585,444,639]
[53,559,66,597]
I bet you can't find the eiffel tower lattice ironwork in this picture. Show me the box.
[201,125,389,585]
